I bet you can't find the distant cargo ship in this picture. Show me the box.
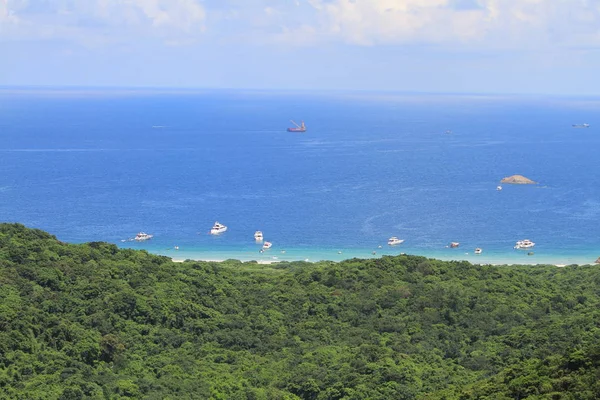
[287,120,306,132]
[572,123,590,128]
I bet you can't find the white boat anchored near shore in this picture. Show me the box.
[262,241,272,250]
[474,248,482,254]
[134,232,153,241]
[254,231,263,241]
[387,237,405,246]
[210,221,227,235]
[514,239,535,249]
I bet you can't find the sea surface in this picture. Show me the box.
[1,88,599,265]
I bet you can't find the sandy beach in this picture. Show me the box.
[172,258,279,264]
[165,250,595,267]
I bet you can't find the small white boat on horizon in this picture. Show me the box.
[514,239,535,249]
[210,221,227,235]
[254,231,263,241]
[262,241,272,250]
[388,237,405,246]
[134,232,153,241]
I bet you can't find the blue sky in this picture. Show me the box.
[1,0,600,94]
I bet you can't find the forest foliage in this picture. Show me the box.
[1,223,600,399]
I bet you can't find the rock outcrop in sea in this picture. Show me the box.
[500,175,537,184]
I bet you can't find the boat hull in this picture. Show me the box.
[388,240,405,246]
[514,240,535,249]
[134,232,153,241]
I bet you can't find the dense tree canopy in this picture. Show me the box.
[1,223,600,399]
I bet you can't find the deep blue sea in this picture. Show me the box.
[1,89,599,264]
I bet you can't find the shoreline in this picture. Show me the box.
[122,238,600,268]
[159,248,598,267]
[171,258,573,267]
[172,258,279,265]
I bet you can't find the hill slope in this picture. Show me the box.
[1,223,600,399]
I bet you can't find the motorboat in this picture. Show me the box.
[254,231,263,241]
[387,237,405,246]
[497,185,503,191]
[210,221,227,235]
[262,241,272,250]
[514,239,535,249]
[134,232,153,241]
[474,248,482,254]
[450,242,460,248]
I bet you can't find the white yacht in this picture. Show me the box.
[450,242,460,248]
[134,232,153,241]
[262,241,272,250]
[210,221,227,235]
[387,237,405,246]
[474,248,483,254]
[514,239,535,249]
[497,185,503,191]
[254,231,264,241]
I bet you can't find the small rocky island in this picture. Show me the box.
[500,175,537,184]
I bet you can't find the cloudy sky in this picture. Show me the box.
[1,0,600,94]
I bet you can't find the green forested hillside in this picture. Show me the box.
[1,223,600,399]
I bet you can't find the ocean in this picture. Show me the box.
[1,88,599,265]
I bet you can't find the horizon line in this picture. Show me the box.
[0,84,599,99]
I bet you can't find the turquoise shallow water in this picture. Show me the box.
[0,89,599,265]
[144,243,598,266]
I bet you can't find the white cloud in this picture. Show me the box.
[2,0,600,51]
[0,0,206,44]
[272,0,600,49]
[122,0,206,31]
[0,0,20,24]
